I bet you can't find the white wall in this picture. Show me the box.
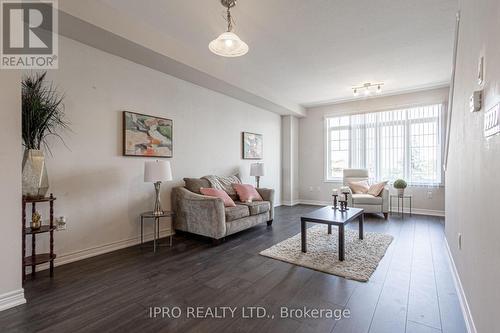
[0,71,25,310]
[31,36,281,265]
[445,0,500,332]
[300,87,449,215]
[281,115,300,205]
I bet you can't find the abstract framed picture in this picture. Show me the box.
[242,132,263,159]
[123,111,173,158]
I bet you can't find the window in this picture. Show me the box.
[325,104,444,185]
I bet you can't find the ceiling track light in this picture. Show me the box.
[351,82,384,97]
[209,0,249,57]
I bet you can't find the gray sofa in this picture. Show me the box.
[172,178,274,244]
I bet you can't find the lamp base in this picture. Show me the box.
[255,176,260,188]
[153,182,163,216]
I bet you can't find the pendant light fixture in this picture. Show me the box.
[209,0,249,57]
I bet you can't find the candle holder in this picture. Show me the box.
[341,192,350,211]
[332,194,338,209]
[339,199,347,212]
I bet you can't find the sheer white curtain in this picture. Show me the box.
[326,103,443,185]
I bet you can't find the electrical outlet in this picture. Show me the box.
[309,186,313,192]
[458,233,462,250]
[427,191,433,199]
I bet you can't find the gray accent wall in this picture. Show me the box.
[445,0,500,331]
[26,35,281,270]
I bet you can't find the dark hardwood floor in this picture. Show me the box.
[0,205,466,333]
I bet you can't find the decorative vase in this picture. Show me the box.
[22,149,49,198]
[397,188,405,196]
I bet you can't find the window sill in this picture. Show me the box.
[324,179,444,188]
[324,178,343,183]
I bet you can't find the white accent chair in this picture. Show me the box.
[343,169,389,219]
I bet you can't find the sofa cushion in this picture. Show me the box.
[200,188,236,207]
[225,214,267,236]
[232,184,263,202]
[183,178,211,194]
[348,180,370,194]
[236,201,270,216]
[225,205,250,222]
[352,193,383,205]
[203,175,241,196]
[367,181,387,196]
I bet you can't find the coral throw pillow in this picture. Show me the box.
[232,184,263,202]
[348,180,370,194]
[367,181,388,196]
[200,188,236,207]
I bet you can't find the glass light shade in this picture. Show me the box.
[144,160,172,182]
[209,31,249,57]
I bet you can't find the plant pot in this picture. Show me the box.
[30,219,41,230]
[397,188,405,196]
[22,149,49,198]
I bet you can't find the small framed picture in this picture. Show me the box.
[123,111,173,158]
[242,132,263,159]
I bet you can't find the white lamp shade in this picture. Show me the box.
[144,160,172,182]
[250,163,265,177]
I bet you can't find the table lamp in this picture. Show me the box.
[250,163,264,188]
[144,160,172,216]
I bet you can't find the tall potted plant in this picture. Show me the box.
[22,72,68,198]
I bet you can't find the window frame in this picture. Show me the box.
[324,104,445,186]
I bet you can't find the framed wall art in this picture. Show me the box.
[242,132,263,159]
[123,111,173,158]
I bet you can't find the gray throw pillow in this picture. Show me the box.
[183,178,211,194]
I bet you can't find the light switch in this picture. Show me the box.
[484,102,500,137]
[470,90,482,112]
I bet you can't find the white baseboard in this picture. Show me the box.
[0,289,26,312]
[445,239,477,333]
[389,208,445,217]
[297,199,444,217]
[280,200,301,206]
[29,229,173,273]
[297,199,330,206]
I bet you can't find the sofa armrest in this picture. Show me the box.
[380,187,389,213]
[172,187,226,239]
[256,188,275,220]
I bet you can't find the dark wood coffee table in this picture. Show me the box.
[301,206,364,261]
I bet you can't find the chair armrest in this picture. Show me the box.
[380,187,389,212]
[172,187,226,238]
[257,188,275,220]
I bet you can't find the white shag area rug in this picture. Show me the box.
[260,225,393,282]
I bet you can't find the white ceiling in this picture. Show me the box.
[99,0,457,111]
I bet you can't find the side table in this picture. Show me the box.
[140,211,175,253]
[390,195,412,218]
